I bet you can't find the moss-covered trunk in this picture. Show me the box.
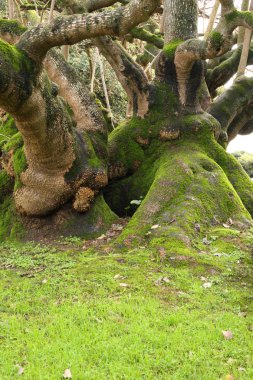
[0,39,117,241]
[105,82,253,249]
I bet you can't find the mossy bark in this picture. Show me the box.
[0,40,115,241]
[105,86,253,248]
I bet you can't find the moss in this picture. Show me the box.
[3,131,23,152]
[0,19,26,36]
[0,115,27,191]
[61,195,118,239]
[0,170,13,203]
[0,115,17,148]
[224,9,239,23]
[209,142,253,216]
[13,146,27,190]
[109,110,252,247]
[163,39,183,60]
[225,9,253,25]
[108,82,180,174]
[0,196,24,241]
[208,31,223,50]
[131,27,164,49]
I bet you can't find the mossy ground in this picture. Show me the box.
[0,227,253,379]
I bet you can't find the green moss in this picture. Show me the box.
[0,115,17,148]
[13,146,27,190]
[0,196,24,241]
[0,116,27,191]
[224,9,239,22]
[131,27,164,49]
[0,170,13,203]
[109,110,252,247]
[225,9,253,25]
[208,31,223,50]
[163,39,183,60]
[0,19,26,36]
[0,39,34,75]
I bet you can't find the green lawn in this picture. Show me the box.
[0,228,253,379]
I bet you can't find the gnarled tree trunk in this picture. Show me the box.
[1,0,253,246]
[105,0,253,248]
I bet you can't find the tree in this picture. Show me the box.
[0,0,253,247]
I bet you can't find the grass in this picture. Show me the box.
[0,229,253,379]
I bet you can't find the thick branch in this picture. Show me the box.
[206,43,253,96]
[227,102,253,141]
[239,118,253,135]
[45,49,106,135]
[55,0,120,13]
[208,76,253,133]
[94,36,151,117]
[17,0,159,61]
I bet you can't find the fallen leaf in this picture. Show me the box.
[112,224,123,231]
[238,367,246,372]
[17,365,24,375]
[223,223,230,228]
[114,274,125,280]
[222,330,233,340]
[63,368,72,379]
[97,234,106,240]
[119,283,129,287]
[202,282,212,289]
[202,237,211,245]
[41,279,47,284]
[151,224,160,229]
[238,311,247,317]
[224,375,234,380]
[195,223,201,232]
[155,277,170,285]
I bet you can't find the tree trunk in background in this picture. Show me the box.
[204,0,220,39]
[163,0,198,42]
[238,0,250,44]
[237,0,253,77]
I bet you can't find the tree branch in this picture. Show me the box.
[208,76,253,137]
[173,2,253,105]
[17,0,159,61]
[130,27,164,48]
[206,43,253,96]
[94,36,151,117]
[227,101,253,141]
[239,118,253,135]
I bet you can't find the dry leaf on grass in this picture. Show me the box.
[202,282,212,289]
[222,330,233,340]
[150,224,160,230]
[63,368,72,379]
[17,365,24,375]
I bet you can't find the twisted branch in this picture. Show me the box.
[17,0,159,61]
